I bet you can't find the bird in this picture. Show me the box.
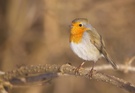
[69,18,117,74]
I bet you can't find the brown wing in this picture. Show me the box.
[86,28,117,69]
[86,28,104,52]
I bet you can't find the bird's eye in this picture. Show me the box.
[79,24,83,27]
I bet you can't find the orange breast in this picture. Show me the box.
[70,34,83,43]
[70,28,86,43]
[70,23,86,43]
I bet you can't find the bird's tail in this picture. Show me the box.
[102,48,117,69]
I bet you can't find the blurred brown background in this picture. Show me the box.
[0,0,135,93]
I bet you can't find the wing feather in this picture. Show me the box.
[86,28,117,69]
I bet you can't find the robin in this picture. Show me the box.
[69,18,117,74]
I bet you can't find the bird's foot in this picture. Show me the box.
[73,67,80,75]
[73,62,85,75]
[86,67,95,79]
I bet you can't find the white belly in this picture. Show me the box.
[70,32,101,62]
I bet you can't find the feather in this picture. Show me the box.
[87,28,117,69]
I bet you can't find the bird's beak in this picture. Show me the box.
[69,25,73,28]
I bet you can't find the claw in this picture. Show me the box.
[73,62,85,75]
[86,67,94,78]
[86,62,95,78]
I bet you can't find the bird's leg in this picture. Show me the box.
[87,62,95,78]
[78,62,85,69]
[74,62,85,74]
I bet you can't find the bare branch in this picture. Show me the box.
[0,63,135,93]
[85,64,135,72]
[87,56,135,72]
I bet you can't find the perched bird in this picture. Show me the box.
[69,18,117,73]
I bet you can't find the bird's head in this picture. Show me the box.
[70,18,92,35]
